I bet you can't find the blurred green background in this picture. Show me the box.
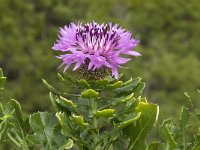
[0,0,200,122]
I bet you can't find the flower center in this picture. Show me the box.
[75,23,120,55]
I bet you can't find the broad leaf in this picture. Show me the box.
[4,99,24,127]
[27,112,72,150]
[56,112,92,149]
[124,100,159,150]
[1,99,29,149]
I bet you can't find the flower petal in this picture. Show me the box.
[52,21,140,80]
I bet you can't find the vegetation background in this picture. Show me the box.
[0,0,200,128]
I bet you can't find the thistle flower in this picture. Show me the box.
[52,22,140,79]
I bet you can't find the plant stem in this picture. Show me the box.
[90,98,101,150]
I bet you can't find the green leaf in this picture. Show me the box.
[104,81,123,90]
[192,146,200,150]
[197,89,200,94]
[56,112,71,136]
[71,114,89,127]
[78,79,90,89]
[28,112,71,149]
[102,112,140,150]
[95,109,115,118]
[81,89,99,99]
[92,78,110,88]
[57,73,74,87]
[43,79,81,98]
[63,72,77,84]
[191,128,200,150]
[118,112,141,129]
[180,107,191,130]
[124,100,159,150]
[49,92,60,111]
[42,79,60,95]
[57,73,66,82]
[4,99,24,127]
[59,96,77,108]
[196,113,200,121]
[159,119,178,149]
[113,77,142,92]
[0,117,9,141]
[26,133,45,144]
[0,68,6,88]
[0,77,6,90]
[56,112,92,149]
[50,93,77,116]
[1,99,29,149]
[0,68,6,100]
[132,82,145,97]
[58,139,73,150]
[148,142,160,150]
[111,93,135,105]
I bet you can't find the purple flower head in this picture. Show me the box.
[52,21,140,79]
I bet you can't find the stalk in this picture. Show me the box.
[90,97,101,150]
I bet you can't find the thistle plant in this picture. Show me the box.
[1,21,199,150]
[52,22,141,79]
